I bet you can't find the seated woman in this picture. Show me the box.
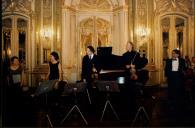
[7,56,25,89]
[7,56,26,102]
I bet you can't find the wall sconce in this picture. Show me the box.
[136,27,150,38]
[3,48,11,57]
[7,48,12,56]
[41,28,52,39]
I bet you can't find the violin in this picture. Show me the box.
[129,51,139,80]
[129,64,138,80]
[92,64,98,79]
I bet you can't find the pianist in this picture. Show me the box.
[81,46,101,88]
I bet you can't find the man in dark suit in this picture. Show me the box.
[122,42,148,82]
[81,46,101,88]
[165,49,186,111]
[121,41,148,119]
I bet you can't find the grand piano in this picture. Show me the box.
[97,47,125,81]
[97,47,149,85]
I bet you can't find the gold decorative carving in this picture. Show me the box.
[2,0,32,14]
[17,18,27,33]
[161,17,170,32]
[78,0,112,10]
[80,18,110,31]
[2,18,12,29]
[154,0,192,15]
[17,19,27,28]
[63,0,125,12]
[43,0,52,18]
[137,0,147,16]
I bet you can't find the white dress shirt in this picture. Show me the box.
[172,58,179,71]
[89,54,94,60]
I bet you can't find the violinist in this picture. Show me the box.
[122,41,148,119]
[122,41,147,82]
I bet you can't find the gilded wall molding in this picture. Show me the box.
[2,0,33,15]
[154,0,193,15]
[62,0,127,12]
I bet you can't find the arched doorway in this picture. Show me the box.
[77,17,111,78]
[156,13,190,83]
[79,17,111,56]
[161,15,188,59]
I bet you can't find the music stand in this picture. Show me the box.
[34,80,58,128]
[131,106,149,125]
[60,82,88,125]
[131,82,150,126]
[95,80,120,121]
[34,80,58,97]
[86,87,92,104]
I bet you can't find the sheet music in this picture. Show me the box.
[34,80,58,96]
[12,74,21,84]
[95,80,120,92]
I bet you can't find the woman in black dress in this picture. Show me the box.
[46,51,63,103]
[47,51,62,81]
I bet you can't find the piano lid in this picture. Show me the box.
[97,47,124,70]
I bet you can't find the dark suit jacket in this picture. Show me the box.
[122,51,148,84]
[81,54,101,81]
[165,58,186,78]
[122,51,147,70]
